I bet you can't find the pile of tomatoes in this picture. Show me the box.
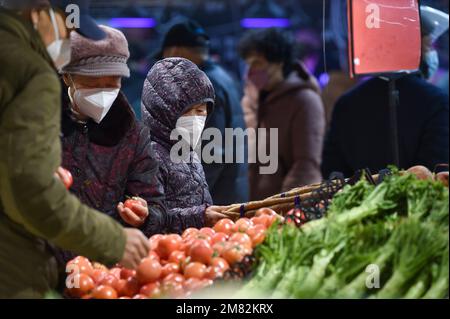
[65,208,281,299]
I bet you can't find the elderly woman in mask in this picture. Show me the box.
[141,58,228,234]
[57,25,165,257]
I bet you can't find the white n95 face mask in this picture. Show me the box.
[175,116,206,149]
[69,87,120,124]
[46,8,71,71]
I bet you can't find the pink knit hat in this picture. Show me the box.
[62,25,130,77]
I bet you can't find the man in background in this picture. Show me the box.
[321,6,449,178]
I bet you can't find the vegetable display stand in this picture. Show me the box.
[232,168,449,299]
[223,170,385,220]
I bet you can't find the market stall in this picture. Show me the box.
[62,166,449,299]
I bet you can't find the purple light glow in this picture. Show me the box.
[241,18,291,29]
[109,18,156,29]
[318,73,330,88]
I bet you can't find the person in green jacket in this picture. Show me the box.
[0,0,150,298]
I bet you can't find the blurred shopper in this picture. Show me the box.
[0,0,149,298]
[239,28,325,201]
[157,20,249,205]
[55,25,165,264]
[141,58,228,234]
[321,6,449,178]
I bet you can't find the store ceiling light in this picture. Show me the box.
[108,18,156,29]
[241,18,290,28]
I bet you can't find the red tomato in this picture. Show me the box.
[66,256,93,277]
[161,263,180,277]
[233,218,253,233]
[132,294,148,299]
[114,279,127,296]
[211,232,228,245]
[161,281,185,299]
[140,282,161,298]
[91,269,108,285]
[180,257,191,272]
[212,242,227,257]
[213,219,235,235]
[169,234,183,242]
[189,240,214,265]
[148,251,160,262]
[121,277,140,297]
[247,224,267,247]
[246,224,266,235]
[91,285,118,299]
[124,198,142,211]
[183,262,207,279]
[109,267,121,279]
[120,268,136,280]
[182,228,199,239]
[255,207,276,217]
[156,235,182,260]
[229,232,253,250]
[119,296,131,299]
[251,215,271,228]
[205,266,224,280]
[192,238,210,247]
[179,239,193,255]
[194,232,213,244]
[222,244,246,265]
[99,274,119,290]
[199,227,216,237]
[210,257,230,271]
[162,273,185,285]
[168,251,186,265]
[185,278,213,292]
[59,167,73,189]
[183,277,204,293]
[67,273,95,298]
[149,234,164,251]
[136,258,162,284]
[250,231,266,247]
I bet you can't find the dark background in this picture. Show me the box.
[87,0,449,116]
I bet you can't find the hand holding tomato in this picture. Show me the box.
[205,206,229,227]
[54,167,73,189]
[117,197,149,227]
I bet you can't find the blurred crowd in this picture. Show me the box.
[0,0,448,298]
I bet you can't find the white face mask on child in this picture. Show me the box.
[175,116,206,149]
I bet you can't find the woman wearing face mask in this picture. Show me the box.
[239,28,326,201]
[141,58,229,234]
[55,25,166,262]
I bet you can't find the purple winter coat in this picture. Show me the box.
[54,90,166,264]
[141,58,215,234]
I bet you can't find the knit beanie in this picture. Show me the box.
[62,25,130,77]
